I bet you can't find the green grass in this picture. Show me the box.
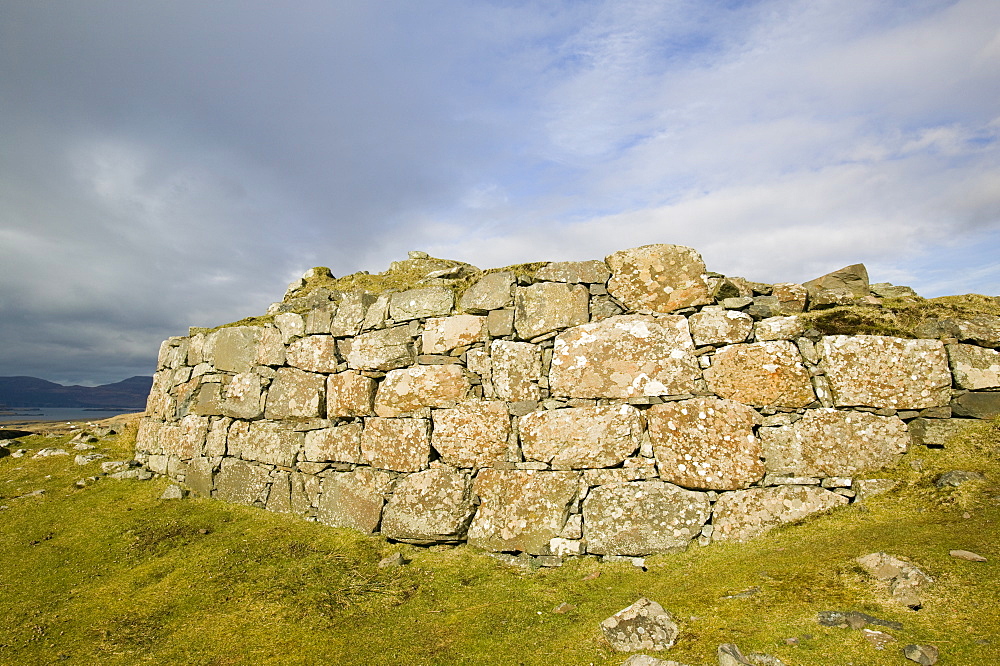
[2,419,999,665]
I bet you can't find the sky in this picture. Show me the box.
[1,0,998,386]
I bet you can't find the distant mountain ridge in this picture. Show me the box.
[0,376,152,408]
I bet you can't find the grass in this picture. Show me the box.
[2,418,998,665]
[800,293,1000,338]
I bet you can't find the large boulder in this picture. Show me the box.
[583,481,710,555]
[646,397,764,490]
[549,315,701,398]
[518,405,643,469]
[803,263,870,300]
[605,244,713,313]
[818,336,951,409]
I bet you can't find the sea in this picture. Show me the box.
[0,407,143,423]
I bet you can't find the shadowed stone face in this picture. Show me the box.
[712,485,849,542]
[374,364,471,416]
[704,341,815,408]
[818,335,950,409]
[760,409,909,477]
[519,404,643,469]
[549,315,700,398]
[467,470,579,554]
[583,481,710,555]
[605,244,712,314]
[431,400,511,469]
[380,467,475,543]
[647,397,764,490]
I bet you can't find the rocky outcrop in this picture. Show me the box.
[136,243,998,559]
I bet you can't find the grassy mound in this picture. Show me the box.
[2,418,998,665]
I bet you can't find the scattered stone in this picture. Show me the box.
[746,654,785,666]
[949,549,987,562]
[160,484,188,500]
[600,598,679,652]
[903,644,939,665]
[621,655,693,666]
[863,628,897,649]
[74,453,106,465]
[717,643,754,666]
[0,428,33,439]
[11,448,27,458]
[33,448,69,458]
[817,611,903,631]
[72,442,96,451]
[856,552,932,608]
[377,552,407,568]
[721,587,760,599]
[70,432,99,444]
[935,470,986,487]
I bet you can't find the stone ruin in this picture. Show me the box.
[136,244,1000,560]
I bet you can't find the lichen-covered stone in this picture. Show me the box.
[286,335,340,373]
[518,404,643,469]
[536,260,610,284]
[803,263,870,299]
[907,417,974,448]
[303,423,363,463]
[421,314,488,353]
[215,458,271,506]
[346,325,416,371]
[239,420,303,467]
[712,485,849,542]
[703,341,815,408]
[431,400,511,469]
[389,286,454,321]
[326,371,376,417]
[688,308,753,346]
[647,397,764,490]
[771,283,808,314]
[584,481,710,555]
[380,467,475,543]
[459,271,515,313]
[374,364,471,416]
[514,282,590,339]
[264,367,325,419]
[361,417,431,472]
[600,598,679,652]
[208,326,261,373]
[490,340,542,401]
[549,315,700,398]
[818,336,951,409]
[185,456,215,496]
[220,372,265,419]
[330,291,374,336]
[467,470,579,554]
[274,312,305,343]
[927,316,1000,348]
[759,409,909,476]
[316,468,394,532]
[605,244,712,314]
[754,316,804,341]
[175,414,209,459]
[948,343,1000,389]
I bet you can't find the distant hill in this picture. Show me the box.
[0,376,153,408]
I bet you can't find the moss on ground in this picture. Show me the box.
[800,293,1000,337]
[2,417,998,664]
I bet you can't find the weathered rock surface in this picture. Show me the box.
[347,325,415,371]
[803,263,870,299]
[932,316,1000,348]
[907,417,972,448]
[819,336,950,409]
[431,400,512,469]
[326,371,376,417]
[951,391,1000,419]
[713,486,849,542]
[458,271,515,313]
[380,467,474,543]
[754,316,804,341]
[285,335,340,373]
[519,405,643,469]
[536,260,610,284]
[903,644,939,665]
[264,367,326,419]
[215,458,270,506]
[467,470,579,554]
[948,343,1000,389]
[688,308,753,346]
[856,552,933,608]
[584,481,710,555]
[374,364,471,416]
[490,340,543,401]
[759,409,909,477]
[220,372,265,419]
[421,315,487,353]
[208,326,262,374]
[361,417,431,472]
[237,420,303,467]
[606,244,712,314]
[600,597,679,652]
[389,286,454,321]
[704,341,815,408]
[550,315,700,398]
[514,282,590,339]
[303,423,363,463]
[316,468,394,532]
[647,397,764,490]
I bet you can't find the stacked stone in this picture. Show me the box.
[136,244,1000,560]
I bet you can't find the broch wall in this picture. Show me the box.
[136,244,1000,560]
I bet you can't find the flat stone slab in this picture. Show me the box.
[688,308,753,346]
[220,372,265,419]
[303,423,363,463]
[380,467,475,543]
[518,404,643,469]
[467,470,579,554]
[646,397,764,490]
[458,271,515,313]
[316,468,395,533]
[215,458,270,506]
[514,282,590,339]
[754,316,804,341]
[535,260,610,284]
[374,364,471,416]
[605,244,712,313]
[234,420,303,467]
[285,335,340,373]
[208,326,262,374]
[346,325,416,371]
[951,391,1000,419]
[361,417,431,472]
[549,315,700,398]
[818,335,950,409]
[389,286,454,321]
[431,400,512,469]
[712,485,849,542]
[583,481,710,555]
[421,314,487,354]
[704,341,815,408]
[907,417,974,448]
[948,343,1000,389]
[760,409,909,477]
[600,597,679,652]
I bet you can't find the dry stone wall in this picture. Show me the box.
[136,244,1000,560]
